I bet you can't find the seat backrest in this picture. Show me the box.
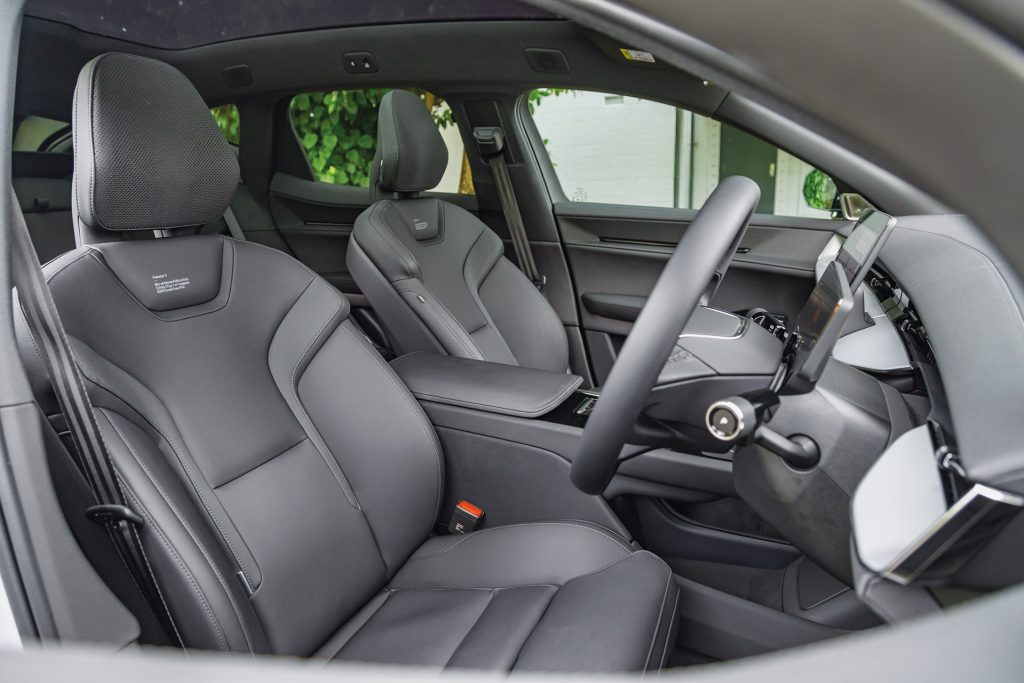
[26,53,442,656]
[348,90,569,373]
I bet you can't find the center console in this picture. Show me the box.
[386,307,760,534]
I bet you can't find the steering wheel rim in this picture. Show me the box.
[570,176,762,494]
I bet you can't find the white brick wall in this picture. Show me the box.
[531,89,832,218]
[535,91,678,206]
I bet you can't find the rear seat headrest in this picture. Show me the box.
[72,53,239,237]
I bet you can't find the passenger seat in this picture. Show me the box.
[347,90,570,372]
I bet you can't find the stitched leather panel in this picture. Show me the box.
[351,196,568,371]
[390,351,582,418]
[40,237,435,656]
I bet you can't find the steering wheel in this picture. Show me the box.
[571,176,762,494]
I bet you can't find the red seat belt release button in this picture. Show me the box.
[448,500,484,534]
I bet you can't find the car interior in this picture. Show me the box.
[3,0,1024,675]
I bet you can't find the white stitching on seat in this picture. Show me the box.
[387,584,559,593]
[286,292,361,509]
[642,565,675,673]
[106,412,256,653]
[366,202,420,280]
[410,521,633,561]
[655,590,680,672]
[78,365,261,591]
[339,324,444,525]
[395,288,483,360]
[120,483,225,652]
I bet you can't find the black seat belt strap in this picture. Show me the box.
[9,187,184,648]
[472,127,545,290]
[223,204,246,241]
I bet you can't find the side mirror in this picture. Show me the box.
[838,192,874,221]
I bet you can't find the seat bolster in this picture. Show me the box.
[393,282,486,362]
[98,410,268,653]
[390,521,633,590]
[514,550,679,673]
[68,338,264,591]
[479,257,570,372]
[346,239,448,356]
[352,201,420,282]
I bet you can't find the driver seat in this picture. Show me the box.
[23,53,678,670]
[347,90,570,372]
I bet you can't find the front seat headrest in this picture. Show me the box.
[72,53,240,244]
[373,90,448,195]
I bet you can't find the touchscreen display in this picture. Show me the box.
[835,210,896,291]
[787,260,853,392]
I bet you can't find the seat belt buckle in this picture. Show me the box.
[86,504,144,529]
[532,275,547,291]
[448,500,484,534]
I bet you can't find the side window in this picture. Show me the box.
[288,89,474,194]
[210,104,240,146]
[528,89,838,218]
[13,115,72,153]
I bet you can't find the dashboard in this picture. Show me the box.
[656,209,1024,608]
[845,214,1024,613]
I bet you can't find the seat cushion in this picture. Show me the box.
[320,522,679,672]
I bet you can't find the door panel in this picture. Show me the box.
[268,173,371,301]
[554,201,846,383]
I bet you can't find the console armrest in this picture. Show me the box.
[390,352,583,418]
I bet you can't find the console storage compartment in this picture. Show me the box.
[390,351,583,418]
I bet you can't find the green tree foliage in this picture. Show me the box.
[802,168,837,211]
[527,88,567,114]
[288,89,460,187]
[289,89,388,186]
[210,104,240,145]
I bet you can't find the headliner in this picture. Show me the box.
[23,0,557,50]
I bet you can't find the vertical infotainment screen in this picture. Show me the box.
[786,261,854,393]
[834,209,896,291]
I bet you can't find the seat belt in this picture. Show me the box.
[472,127,545,290]
[223,204,246,241]
[9,188,184,649]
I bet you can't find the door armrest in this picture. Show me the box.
[581,292,648,322]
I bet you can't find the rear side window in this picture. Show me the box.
[210,104,240,145]
[13,115,71,153]
[288,89,473,194]
[528,89,838,218]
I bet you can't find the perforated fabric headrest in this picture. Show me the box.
[72,53,240,232]
[375,90,448,194]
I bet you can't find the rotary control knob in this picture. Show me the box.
[705,397,757,442]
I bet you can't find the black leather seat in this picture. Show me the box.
[347,90,570,372]
[24,53,678,671]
